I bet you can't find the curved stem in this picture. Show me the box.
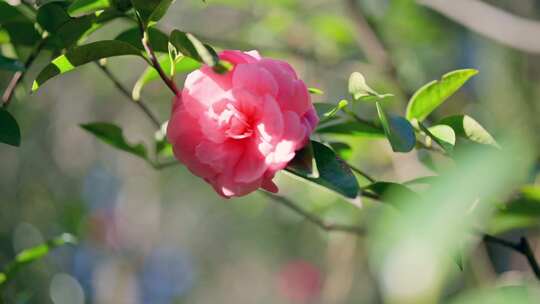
[95,63,162,129]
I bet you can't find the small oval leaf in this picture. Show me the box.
[376,102,416,153]
[0,110,21,147]
[80,122,148,160]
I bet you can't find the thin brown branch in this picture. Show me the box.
[261,191,365,235]
[95,63,162,129]
[484,234,540,280]
[344,0,395,76]
[2,39,46,108]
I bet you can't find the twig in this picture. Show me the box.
[136,15,179,95]
[344,0,395,76]
[483,234,540,280]
[260,191,365,235]
[95,63,162,129]
[2,39,46,108]
[348,164,375,183]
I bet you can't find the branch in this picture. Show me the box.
[2,38,46,108]
[344,0,396,76]
[483,234,540,280]
[260,191,365,235]
[418,0,540,54]
[95,63,162,129]
[136,16,179,95]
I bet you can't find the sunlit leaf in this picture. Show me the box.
[308,87,324,95]
[349,72,393,101]
[68,0,111,16]
[376,102,416,152]
[286,141,359,198]
[0,233,77,286]
[0,110,21,147]
[328,142,352,160]
[439,115,498,147]
[449,285,540,304]
[419,123,455,154]
[132,55,200,100]
[33,40,143,91]
[80,122,148,160]
[406,69,478,121]
[169,30,218,67]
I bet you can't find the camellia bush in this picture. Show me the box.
[0,0,539,303]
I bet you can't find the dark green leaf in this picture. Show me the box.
[0,110,21,147]
[0,55,25,71]
[487,186,540,234]
[33,40,143,91]
[37,3,71,32]
[365,182,420,204]
[0,2,31,24]
[115,26,169,53]
[68,0,111,16]
[132,0,174,26]
[286,141,318,178]
[406,69,478,121]
[317,121,384,137]
[2,22,41,47]
[439,114,498,147]
[376,102,416,152]
[80,122,148,159]
[132,55,200,100]
[169,30,219,67]
[287,141,359,198]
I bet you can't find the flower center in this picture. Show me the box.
[218,104,253,139]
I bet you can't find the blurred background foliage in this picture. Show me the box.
[1,0,540,303]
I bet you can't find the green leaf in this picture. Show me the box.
[132,0,174,27]
[0,2,31,24]
[316,121,384,137]
[0,55,25,71]
[115,26,169,53]
[313,103,338,125]
[419,123,455,153]
[33,40,143,91]
[364,182,421,205]
[287,141,359,198]
[449,285,538,304]
[376,102,416,152]
[37,3,71,32]
[308,87,324,95]
[286,141,318,178]
[439,114,498,147]
[0,2,40,46]
[488,186,540,234]
[0,110,21,147]
[348,72,392,101]
[0,233,77,286]
[80,122,148,160]
[68,0,111,16]
[169,30,219,67]
[132,55,200,100]
[406,69,478,121]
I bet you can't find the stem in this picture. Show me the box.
[348,164,375,183]
[260,191,365,235]
[2,39,46,108]
[95,63,162,129]
[483,234,540,280]
[136,16,179,95]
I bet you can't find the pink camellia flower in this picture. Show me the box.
[167,50,319,198]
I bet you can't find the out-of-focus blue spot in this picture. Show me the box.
[71,243,104,300]
[82,166,120,211]
[139,247,195,304]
